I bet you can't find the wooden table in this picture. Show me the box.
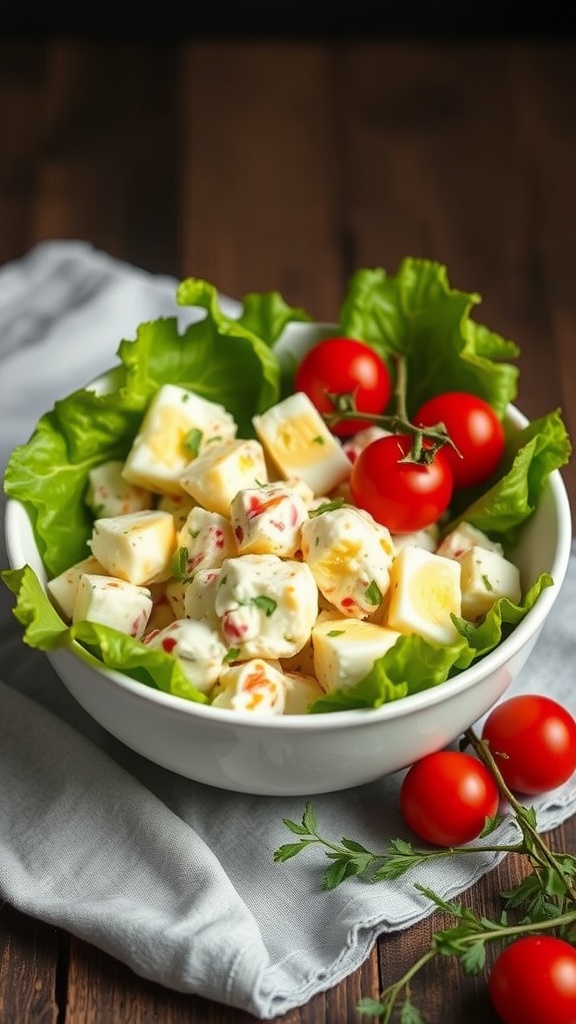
[1,32,575,1024]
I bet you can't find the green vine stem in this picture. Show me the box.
[465,727,576,903]
[321,354,461,465]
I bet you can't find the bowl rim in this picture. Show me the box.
[4,398,572,733]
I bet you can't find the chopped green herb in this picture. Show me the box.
[171,547,189,580]
[184,427,203,457]
[274,726,576,1022]
[365,580,383,606]
[309,498,345,518]
[327,629,345,637]
[251,595,277,617]
[482,574,494,591]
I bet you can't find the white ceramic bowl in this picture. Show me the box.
[3,323,573,795]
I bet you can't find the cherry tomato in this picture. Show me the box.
[400,750,499,847]
[489,936,576,1024]
[482,694,576,795]
[414,391,505,489]
[349,433,453,533]
[294,337,391,437]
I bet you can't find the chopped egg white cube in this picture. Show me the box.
[391,523,440,553]
[252,391,351,495]
[282,671,325,713]
[175,506,236,577]
[183,567,221,628]
[279,641,316,678]
[214,553,318,660]
[145,583,178,633]
[180,438,269,517]
[312,617,401,692]
[157,492,197,531]
[459,546,522,620]
[89,509,176,586]
[328,479,353,504]
[282,477,316,506]
[212,658,286,714]
[144,618,228,695]
[279,607,345,677]
[164,577,188,619]
[72,573,153,639]
[383,544,462,645]
[85,459,153,518]
[122,384,237,496]
[47,554,107,620]
[437,521,504,560]
[301,505,395,618]
[342,424,392,464]
[230,482,308,557]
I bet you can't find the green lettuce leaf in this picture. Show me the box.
[1,565,209,703]
[233,289,312,344]
[124,288,281,432]
[446,409,572,545]
[3,381,143,576]
[4,290,291,575]
[308,573,553,713]
[339,258,520,417]
[451,572,553,665]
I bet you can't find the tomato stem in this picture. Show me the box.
[465,727,576,902]
[363,902,576,1022]
[322,355,462,465]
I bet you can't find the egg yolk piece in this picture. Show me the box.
[384,545,461,645]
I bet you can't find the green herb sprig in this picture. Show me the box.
[273,728,576,1022]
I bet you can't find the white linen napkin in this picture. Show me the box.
[1,240,575,1018]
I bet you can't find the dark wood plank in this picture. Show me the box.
[334,40,563,403]
[506,44,576,512]
[63,935,380,1024]
[0,905,61,1024]
[376,820,576,1023]
[3,38,181,277]
[0,41,47,264]
[179,41,345,319]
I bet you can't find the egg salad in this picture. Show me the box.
[4,260,569,716]
[44,384,524,716]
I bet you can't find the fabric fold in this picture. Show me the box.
[0,681,270,1013]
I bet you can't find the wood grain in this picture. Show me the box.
[0,34,575,1024]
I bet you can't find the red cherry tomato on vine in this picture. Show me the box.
[489,936,576,1024]
[482,694,576,795]
[349,433,453,533]
[414,391,505,490]
[294,337,391,437]
[400,750,499,847]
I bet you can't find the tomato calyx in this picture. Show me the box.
[322,355,462,466]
